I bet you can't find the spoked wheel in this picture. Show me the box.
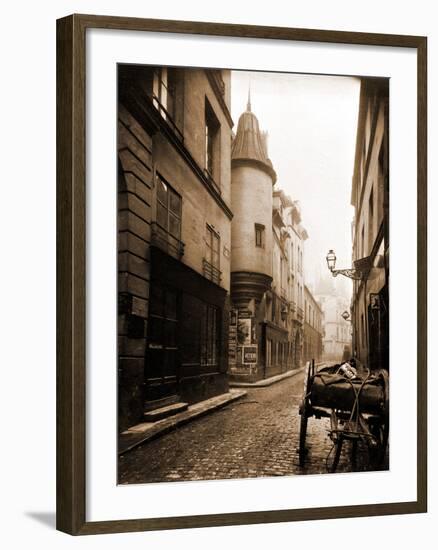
[329,435,345,473]
[298,409,309,467]
[298,361,314,467]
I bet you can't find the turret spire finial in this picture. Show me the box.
[247,86,251,112]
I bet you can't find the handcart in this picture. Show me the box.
[298,359,389,472]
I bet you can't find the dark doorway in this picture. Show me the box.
[145,281,180,403]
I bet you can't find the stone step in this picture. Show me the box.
[143,402,189,422]
[144,395,179,412]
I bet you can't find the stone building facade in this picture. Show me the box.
[303,285,324,364]
[229,99,313,382]
[314,277,351,362]
[285,196,308,369]
[117,65,233,432]
[350,78,389,371]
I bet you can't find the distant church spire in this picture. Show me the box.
[246,86,251,112]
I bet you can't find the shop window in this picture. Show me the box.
[271,293,277,323]
[147,283,179,381]
[266,339,272,367]
[201,304,220,369]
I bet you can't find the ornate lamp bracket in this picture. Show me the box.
[330,268,363,280]
[326,251,372,281]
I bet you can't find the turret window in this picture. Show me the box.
[255,223,265,248]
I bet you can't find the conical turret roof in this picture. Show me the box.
[231,94,277,183]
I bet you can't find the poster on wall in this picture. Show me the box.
[228,323,237,367]
[237,316,252,345]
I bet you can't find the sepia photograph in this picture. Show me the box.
[116,64,389,484]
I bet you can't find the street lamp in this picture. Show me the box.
[341,310,350,321]
[326,249,336,271]
[325,249,368,281]
[281,305,288,322]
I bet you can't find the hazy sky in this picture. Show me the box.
[230,70,360,295]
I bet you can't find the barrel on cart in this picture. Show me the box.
[298,359,389,472]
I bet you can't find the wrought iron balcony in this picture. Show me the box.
[151,222,185,260]
[203,258,221,285]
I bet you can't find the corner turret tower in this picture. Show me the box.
[230,93,277,310]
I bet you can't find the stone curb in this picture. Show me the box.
[119,389,247,456]
[229,367,305,388]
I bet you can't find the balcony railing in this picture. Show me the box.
[203,258,221,285]
[297,307,304,320]
[151,222,185,260]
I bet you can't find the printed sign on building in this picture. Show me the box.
[243,345,258,364]
[228,323,237,368]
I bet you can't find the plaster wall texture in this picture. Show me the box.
[231,164,273,277]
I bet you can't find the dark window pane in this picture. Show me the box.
[200,303,208,364]
[213,234,220,254]
[147,348,163,378]
[168,213,180,238]
[165,290,178,320]
[212,249,219,267]
[164,320,177,347]
[169,190,181,216]
[157,203,168,230]
[157,178,168,204]
[163,350,177,377]
[166,90,175,120]
[211,308,217,364]
[148,317,163,345]
[181,294,202,365]
[149,285,164,316]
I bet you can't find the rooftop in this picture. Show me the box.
[231,92,277,183]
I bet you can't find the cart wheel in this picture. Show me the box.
[299,410,308,467]
[298,362,312,466]
[330,435,344,473]
[369,371,389,468]
[369,417,389,467]
[379,370,390,464]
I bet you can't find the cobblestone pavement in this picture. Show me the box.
[118,370,388,484]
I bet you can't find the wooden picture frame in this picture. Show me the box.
[56,14,427,535]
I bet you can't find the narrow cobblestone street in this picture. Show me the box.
[119,370,387,484]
